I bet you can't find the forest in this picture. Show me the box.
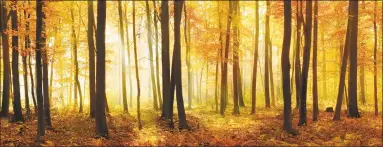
[0,0,382,146]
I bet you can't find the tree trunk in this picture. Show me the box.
[359,61,366,105]
[298,0,312,126]
[23,8,31,117]
[169,0,188,129]
[36,0,45,138]
[220,1,233,115]
[132,1,142,129]
[11,1,24,122]
[95,0,109,137]
[0,0,10,117]
[347,0,360,118]
[88,0,96,118]
[160,0,171,120]
[28,56,37,113]
[294,0,302,110]
[264,1,271,108]
[373,1,378,116]
[215,1,222,112]
[145,0,159,110]
[333,4,352,121]
[251,1,259,115]
[312,0,319,122]
[232,0,240,115]
[118,0,128,113]
[153,0,162,110]
[282,0,292,132]
[184,3,193,109]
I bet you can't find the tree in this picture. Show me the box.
[298,0,312,126]
[95,0,109,137]
[124,1,133,108]
[264,0,271,108]
[118,0,128,113]
[42,12,52,127]
[133,0,142,129]
[334,2,352,121]
[282,0,292,132]
[160,0,171,120]
[347,0,359,118]
[36,0,45,138]
[184,2,193,109]
[312,0,319,121]
[373,0,378,116]
[220,1,233,115]
[88,0,96,118]
[251,1,259,115]
[23,3,32,117]
[294,0,302,109]
[232,0,240,115]
[145,0,159,110]
[168,0,188,129]
[71,7,83,113]
[11,0,24,122]
[153,0,162,109]
[0,0,10,117]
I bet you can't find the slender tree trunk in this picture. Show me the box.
[294,0,302,109]
[42,38,52,127]
[220,1,233,115]
[11,0,24,122]
[251,1,259,115]
[359,61,366,105]
[347,0,360,118]
[118,0,128,113]
[133,0,142,129]
[145,0,159,110]
[264,1,271,108]
[232,0,240,115]
[88,0,96,118]
[215,1,222,112]
[282,0,292,132]
[373,1,378,116]
[23,8,31,117]
[123,2,133,109]
[298,0,312,126]
[312,0,319,121]
[28,56,37,113]
[184,3,193,109]
[169,0,188,129]
[160,0,171,120]
[95,0,109,137]
[0,0,10,117]
[153,0,162,109]
[334,4,352,121]
[36,0,45,138]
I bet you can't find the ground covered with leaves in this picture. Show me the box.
[1,104,382,146]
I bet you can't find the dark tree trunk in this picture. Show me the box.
[88,0,96,118]
[298,0,312,126]
[95,0,109,137]
[145,0,159,110]
[29,56,37,113]
[251,1,259,115]
[42,42,52,128]
[220,1,233,115]
[23,8,31,117]
[169,0,188,129]
[282,0,292,132]
[232,0,240,115]
[160,0,171,120]
[347,0,360,118]
[118,0,128,113]
[294,0,302,109]
[133,1,142,129]
[0,0,10,117]
[11,1,24,122]
[373,1,378,116]
[264,1,271,108]
[333,3,352,121]
[36,0,45,138]
[312,0,319,122]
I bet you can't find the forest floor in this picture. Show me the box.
[0,104,382,146]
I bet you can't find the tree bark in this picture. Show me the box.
[133,0,142,129]
[36,0,45,138]
[312,0,319,122]
[153,0,162,110]
[118,0,128,113]
[0,0,10,117]
[347,0,360,118]
[298,0,312,126]
[95,0,109,137]
[11,0,24,122]
[232,0,240,115]
[282,0,292,132]
[23,7,31,117]
[264,1,271,108]
[251,1,259,115]
[184,3,193,109]
[88,0,96,118]
[294,0,302,109]
[373,1,378,116]
[160,0,171,120]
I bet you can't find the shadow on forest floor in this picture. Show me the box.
[0,104,382,146]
